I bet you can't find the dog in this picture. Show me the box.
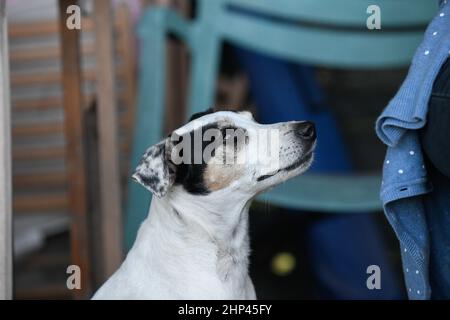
[92,109,316,299]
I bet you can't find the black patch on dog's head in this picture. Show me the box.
[173,109,251,195]
[135,108,252,197]
[173,121,220,195]
[188,108,214,121]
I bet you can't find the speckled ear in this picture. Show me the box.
[132,139,175,198]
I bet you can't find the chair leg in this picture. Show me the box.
[187,34,221,116]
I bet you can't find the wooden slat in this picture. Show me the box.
[15,283,70,300]
[11,69,95,86]
[9,20,59,38]
[12,122,63,137]
[12,141,130,163]
[13,172,67,188]
[59,0,92,298]
[26,252,70,267]
[12,96,63,111]
[12,116,131,139]
[13,146,66,161]
[0,0,12,300]
[8,19,93,38]
[11,46,61,62]
[9,42,124,63]
[13,167,130,190]
[11,68,125,86]
[12,93,127,112]
[8,15,126,38]
[116,3,137,148]
[94,0,124,279]
[13,193,68,213]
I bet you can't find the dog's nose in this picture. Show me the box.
[296,121,316,140]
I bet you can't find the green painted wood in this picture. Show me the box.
[125,0,437,248]
[224,0,438,27]
[257,174,382,213]
[218,13,425,68]
[138,9,194,47]
[125,10,169,249]
[188,26,222,115]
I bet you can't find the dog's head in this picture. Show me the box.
[132,109,316,199]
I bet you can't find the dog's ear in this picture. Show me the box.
[131,139,176,198]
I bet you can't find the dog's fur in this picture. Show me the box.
[92,109,316,300]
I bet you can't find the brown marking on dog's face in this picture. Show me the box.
[202,124,248,191]
[203,163,246,191]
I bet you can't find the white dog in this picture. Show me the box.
[92,109,316,300]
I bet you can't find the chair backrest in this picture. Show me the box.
[9,4,136,298]
[10,6,136,217]
[202,0,436,27]
[195,0,438,68]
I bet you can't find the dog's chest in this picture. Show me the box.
[216,251,251,298]
[212,224,252,297]
[93,197,256,299]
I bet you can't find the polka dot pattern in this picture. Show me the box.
[377,2,450,300]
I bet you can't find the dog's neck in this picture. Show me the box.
[133,187,253,283]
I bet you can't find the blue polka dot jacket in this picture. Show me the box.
[375,0,450,300]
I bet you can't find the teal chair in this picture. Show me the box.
[125,0,437,249]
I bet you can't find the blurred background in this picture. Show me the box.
[2,0,438,299]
